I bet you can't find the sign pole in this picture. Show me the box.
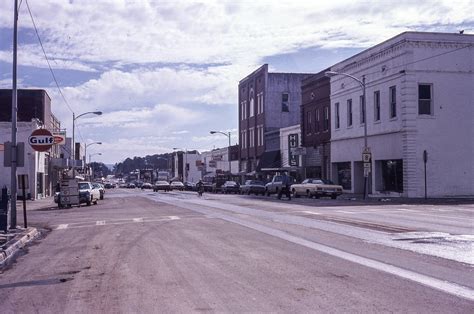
[21,175,27,228]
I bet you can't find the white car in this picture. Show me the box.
[170,181,185,191]
[78,181,101,206]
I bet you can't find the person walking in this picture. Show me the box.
[278,173,292,200]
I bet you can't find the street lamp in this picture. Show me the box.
[173,147,187,182]
[89,152,102,180]
[84,141,102,167]
[325,71,369,200]
[89,152,102,164]
[210,130,232,176]
[72,111,102,174]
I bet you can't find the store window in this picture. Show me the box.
[336,162,351,190]
[381,159,403,192]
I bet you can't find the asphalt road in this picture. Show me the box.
[0,189,472,313]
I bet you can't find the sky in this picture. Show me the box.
[0,0,473,164]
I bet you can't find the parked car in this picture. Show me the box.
[221,181,240,194]
[78,181,100,206]
[184,182,196,191]
[291,178,343,199]
[170,181,185,191]
[153,181,170,192]
[265,174,295,196]
[127,183,136,188]
[92,182,105,200]
[104,183,115,189]
[141,183,153,189]
[240,180,266,195]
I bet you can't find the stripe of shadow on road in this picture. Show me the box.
[0,278,73,289]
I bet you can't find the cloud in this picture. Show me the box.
[2,0,471,70]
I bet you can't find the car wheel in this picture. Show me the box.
[86,196,92,206]
[331,195,337,199]
[306,190,311,198]
[265,190,270,196]
[314,194,320,199]
[94,199,98,205]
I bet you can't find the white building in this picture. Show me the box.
[173,151,202,183]
[329,31,474,198]
[0,121,54,199]
[201,147,239,178]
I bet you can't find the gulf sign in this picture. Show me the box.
[53,132,66,145]
[28,129,54,152]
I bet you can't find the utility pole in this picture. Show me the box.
[10,0,19,229]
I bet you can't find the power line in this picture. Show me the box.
[25,0,74,115]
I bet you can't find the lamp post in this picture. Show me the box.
[210,131,232,176]
[84,142,102,166]
[173,148,187,182]
[89,152,102,180]
[10,0,19,228]
[325,71,368,200]
[84,142,102,179]
[72,111,102,176]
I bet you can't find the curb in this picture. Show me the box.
[0,228,40,267]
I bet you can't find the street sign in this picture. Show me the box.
[362,153,371,163]
[364,168,371,177]
[291,147,307,156]
[53,131,66,145]
[28,129,54,152]
[3,142,25,167]
[363,162,371,169]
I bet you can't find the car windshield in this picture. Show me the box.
[78,183,90,190]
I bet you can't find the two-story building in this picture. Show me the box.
[328,31,474,197]
[300,70,331,180]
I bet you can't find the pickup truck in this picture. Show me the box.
[265,175,295,196]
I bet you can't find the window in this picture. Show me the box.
[282,93,289,112]
[249,128,254,147]
[418,84,432,115]
[257,125,264,146]
[324,106,329,131]
[335,103,340,129]
[360,95,365,124]
[241,100,247,120]
[389,86,396,118]
[347,99,352,127]
[374,91,380,121]
[249,89,254,117]
[306,111,312,134]
[315,109,319,132]
[257,92,264,114]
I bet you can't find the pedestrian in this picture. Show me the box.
[278,173,292,200]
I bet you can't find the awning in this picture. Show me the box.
[256,150,281,171]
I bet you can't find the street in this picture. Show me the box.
[0,189,473,313]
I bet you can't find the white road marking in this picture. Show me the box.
[336,210,358,214]
[302,211,321,215]
[133,218,144,222]
[56,224,68,230]
[168,216,180,220]
[96,220,106,225]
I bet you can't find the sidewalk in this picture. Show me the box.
[0,197,54,268]
[339,193,474,205]
[16,196,56,211]
[0,227,40,267]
